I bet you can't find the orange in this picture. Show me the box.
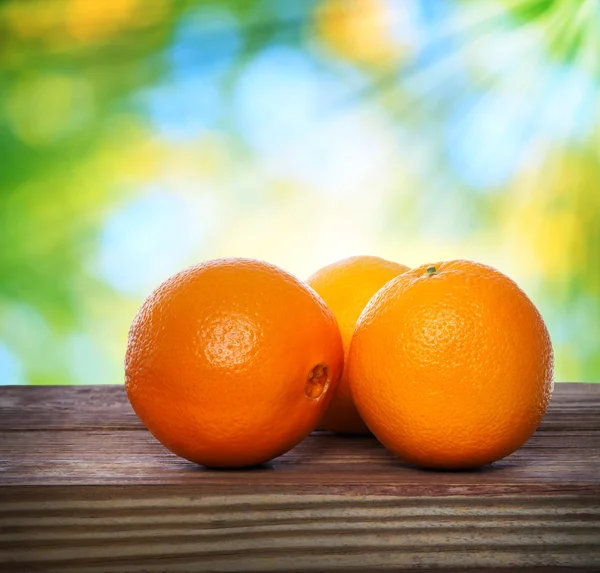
[307,256,409,433]
[348,260,554,469]
[125,258,344,468]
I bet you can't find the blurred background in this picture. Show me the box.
[0,0,599,385]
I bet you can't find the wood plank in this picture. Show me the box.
[0,384,598,494]
[0,384,599,571]
[0,427,599,495]
[0,385,141,431]
[1,490,599,571]
[1,383,599,431]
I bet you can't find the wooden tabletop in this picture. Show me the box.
[1,383,599,572]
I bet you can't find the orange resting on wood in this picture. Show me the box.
[126,258,344,468]
[348,260,554,469]
[307,255,409,434]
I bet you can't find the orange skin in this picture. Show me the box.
[307,256,409,434]
[348,260,554,469]
[125,258,344,468]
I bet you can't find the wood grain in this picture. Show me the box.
[1,491,599,571]
[0,383,599,571]
[1,383,598,495]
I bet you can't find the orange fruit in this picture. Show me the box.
[307,256,409,433]
[348,260,554,469]
[125,258,344,468]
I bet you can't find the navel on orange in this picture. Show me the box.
[307,256,409,434]
[348,260,554,469]
[125,258,344,468]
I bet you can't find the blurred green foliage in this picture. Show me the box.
[0,0,599,384]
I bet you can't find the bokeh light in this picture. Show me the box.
[1,0,599,385]
[5,72,94,145]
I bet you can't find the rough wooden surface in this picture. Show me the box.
[0,383,599,572]
[1,383,599,495]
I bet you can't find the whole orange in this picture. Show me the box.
[125,258,343,468]
[348,260,554,469]
[307,256,409,433]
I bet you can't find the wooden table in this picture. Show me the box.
[0,383,599,572]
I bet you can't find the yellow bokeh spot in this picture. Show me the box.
[313,0,418,67]
[5,73,93,146]
[66,0,138,41]
[502,149,600,284]
[1,0,167,46]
